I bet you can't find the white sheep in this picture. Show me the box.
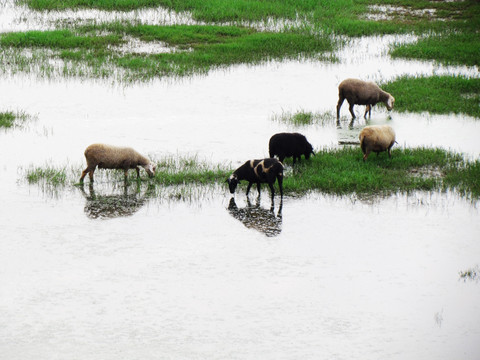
[80,143,156,182]
[359,125,396,161]
[337,78,395,120]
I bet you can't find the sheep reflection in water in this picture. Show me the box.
[79,182,154,219]
[227,197,283,237]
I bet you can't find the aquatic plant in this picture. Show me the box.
[26,165,68,186]
[272,110,333,127]
[459,265,480,283]
[0,24,334,81]
[0,110,31,128]
[0,111,16,128]
[382,76,480,118]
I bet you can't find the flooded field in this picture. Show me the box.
[0,2,479,359]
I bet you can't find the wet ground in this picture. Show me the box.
[0,2,479,359]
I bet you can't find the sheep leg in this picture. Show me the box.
[364,105,371,119]
[336,97,345,119]
[80,166,95,182]
[136,167,140,178]
[348,102,356,119]
[257,182,261,196]
[246,182,253,196]
[80,169,88,182]
[268,182,275,202]
[277,175,283,198]
[363,149,371,162]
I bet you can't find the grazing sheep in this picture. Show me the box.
[359,125,396,161]
[227,158,284,201]
[269,132,314,165]
[336,78,395,120]
[80,143,156,182]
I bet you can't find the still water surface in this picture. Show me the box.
[0,2,479,359]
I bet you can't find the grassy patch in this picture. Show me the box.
[151,154,231,185]
[390,32,480,67]
[26,165,68,186]
[24,150,480,199]
[382,76,480,118]
[284,147,480,197]
[281,147,480,198]
[272,110,334,127]
[20,0,479,35]
[0,111,16,128]
[0,24,334,80]
[0,110,31,128]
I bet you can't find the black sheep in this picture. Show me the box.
[227,158,283,201]
[268,132,314,164]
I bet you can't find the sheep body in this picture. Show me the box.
[359,125,396,161]
[337,78,395,119]
[269,132,314,164]
[227,158,283,201]
[80,143,156,182]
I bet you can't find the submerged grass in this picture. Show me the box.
[0,110,32,128]
[23,150,480,199]
[0,24,334,80]
[0,111,16,128]
[382,76,480,118]
[26,165,68,186]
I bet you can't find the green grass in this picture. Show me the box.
[3,1,478,82]
[0,110,31,128]
[382,76,480,118]
[0,24,334,80]
[26,165,68,186]
[24,150,480,199]
[20,0,478,36]
[282,147,480,198]
[390,32,480,67]
[0,111,16,128]
[151,155,231,185]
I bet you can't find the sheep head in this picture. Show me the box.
[386,95,395,111]
[227,174,239,194]
[143,163,156,178]
[305,142,315,160]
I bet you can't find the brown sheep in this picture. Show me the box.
[337,78,395,120]
[80,143,156,182]
[359,125,396,161]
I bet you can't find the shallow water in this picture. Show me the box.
[0,2,479,360]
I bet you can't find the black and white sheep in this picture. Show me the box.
[80,143,156,182]
[336,78,395,120]
[227,158,284,201]
[359,125,396,161]
[268,132,314,164]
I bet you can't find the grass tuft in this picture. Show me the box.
[383,76,480,118]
